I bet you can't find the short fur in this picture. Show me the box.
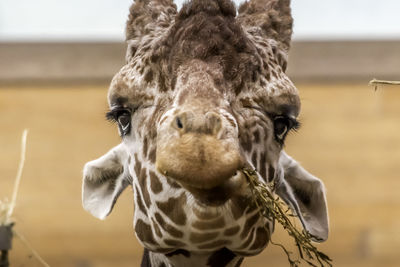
[238,0,293,51]
[154,0,261,94]
[82,1,329,266]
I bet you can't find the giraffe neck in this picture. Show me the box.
[141,248,244,267]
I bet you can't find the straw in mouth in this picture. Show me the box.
[242,168,332,267]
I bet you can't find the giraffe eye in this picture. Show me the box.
[106,108,132,136]
[273,116,299,142]
[118,112,131,135]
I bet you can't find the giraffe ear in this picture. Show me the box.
[275,151,329,242]
[237,0,293,52]
[82,144,131,220]
[126,0,177,40]
[125,0,177,60]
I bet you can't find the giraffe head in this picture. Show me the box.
[82,0,329,261]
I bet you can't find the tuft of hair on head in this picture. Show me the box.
[178,0,236,19]
[238,0,293,51]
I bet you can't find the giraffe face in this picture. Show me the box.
[83,0,329,261]
[107,51,300,205]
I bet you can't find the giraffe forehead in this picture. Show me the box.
[107,64,161,108]
[172,61,230,107]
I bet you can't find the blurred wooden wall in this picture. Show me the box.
[1,41,400,266]
[1,83,399,266]
[1,41,400,84]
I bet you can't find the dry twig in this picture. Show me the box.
[243,169,332,267]
[0,130,28,226]
[13,229,50,267]
[0,130,51,267]
[369,79,400,91]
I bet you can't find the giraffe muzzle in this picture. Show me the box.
[156,111,243,190]
[156,133,242,189]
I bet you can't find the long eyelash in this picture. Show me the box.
[290,118,301,131]
[105,107,130,123]
[105,110,118,123]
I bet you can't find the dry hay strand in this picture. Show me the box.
[369,79,400,91]
[243,168,332,267]
[0,130,50,267]
[0,130,28,226]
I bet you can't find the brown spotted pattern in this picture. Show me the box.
[156,193,187,226]
[107,0,299,266]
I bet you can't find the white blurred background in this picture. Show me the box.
[1,0,400,41]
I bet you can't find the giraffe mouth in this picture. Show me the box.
[156,133,243,190]
[184,171,246,206]
[187,185,232,206]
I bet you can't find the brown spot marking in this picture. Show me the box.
[159,263,166,267]
[134,154,141,178]
[143,137,148,158]
[251,152,258,170]
[238,228,255,249]
[197,240,232,250]
[240,97,252,107]
[224,226,240,236]
[246,201,258,214]
[189,231,219,244]
[159,115,168,126]
[156,193,187,226]
[192,216,225,230]
[268,166,275,182]
[166,177,181,188]
[139,168,151,208]
[259,152,267,181]
[135,219,156,245]
[154,212,184,238]
[265,72,271,81]
[150,53,159,63]
[142,45,150,52]
[130,46,137,58]
[253,129,260,143]
[135,186,147,215]
[144,57,150,66]
[193,207,219,220]
[249,227,270,250]
[144,69,154,83]
[158,73,168,92]
[164,239,186,247]
[166,249,191,258]
[223,113,237,129]
[148,147,157,163]
[151,218,162,238]
[154,248,176,254]
[239,134,252,153]
[207,248,237,267]
[230,196,248,220]
[240,213,260,239]
[149,171,163,194]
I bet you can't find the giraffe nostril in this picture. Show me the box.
[172,112,191,132]
[176,117,184,129]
